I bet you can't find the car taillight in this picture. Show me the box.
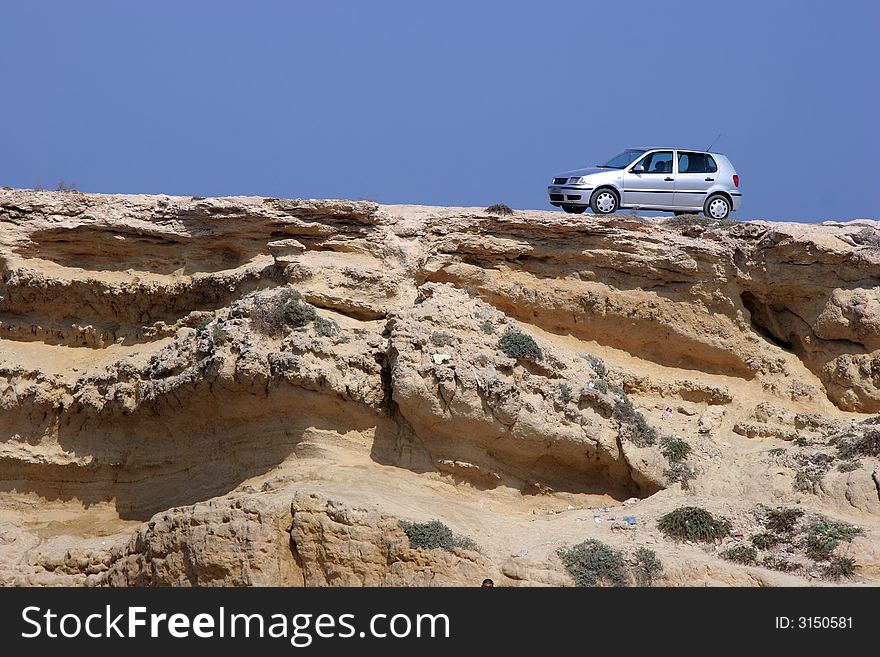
[733,175,739,188]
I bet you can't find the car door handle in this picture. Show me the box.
[664,177,674,182]
[704,177,715,181]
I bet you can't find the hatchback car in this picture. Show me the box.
[548,148,741,219]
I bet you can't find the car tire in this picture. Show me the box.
[562,205,586,214]
[589,188,618,215]
[703,194,731,220]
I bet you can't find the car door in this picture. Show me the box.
[622,150,675,208]
[673,151,718,209]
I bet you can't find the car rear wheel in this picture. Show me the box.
[704,194,730,220]
[589,188,618,215]
[562,205,586,214]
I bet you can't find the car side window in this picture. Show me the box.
[632,151,673,174]
[678,152,718,174]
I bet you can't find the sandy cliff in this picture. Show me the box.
[1,189,878,586]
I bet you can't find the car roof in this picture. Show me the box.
[632,146,724,155]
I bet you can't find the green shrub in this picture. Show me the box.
[632,548,663,586]
[837,429,880,459]
[196,318,211,334]
[498,329,542,361]
[837,460,860,473]
[399,520,476,552]
[751,531,781,550]
[768,447,786,457]
[591,379,608,394]
[475,354,489,366]
[558,383,573,404]
[479,320,495,335]
[557,540,627,587]
[794,436,808,447]
[802,519,862,561]
[657,506,731,543]
[822,556,856,580]
[212,325,227,344]
[660,435,691,463]
[314,316,339,337]
[721,545,757,565]
[663,462,696,489]
[613,397,657,447]
[485,203,513,216]
[764,508,804,535]
[584,354,606,379]
[251,289,314,335]
[430,331,455,347]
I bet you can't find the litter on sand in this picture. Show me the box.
[593,516,603,524]
[624,515,636,526]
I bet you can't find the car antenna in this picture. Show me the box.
[705,133,721,151]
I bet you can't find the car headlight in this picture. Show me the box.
[571,177,586,185]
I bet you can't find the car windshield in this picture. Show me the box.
[599,149,647,169]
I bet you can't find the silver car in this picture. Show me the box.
[548,147,742,219]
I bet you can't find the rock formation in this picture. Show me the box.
[1,189,878,586]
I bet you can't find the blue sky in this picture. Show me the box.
[2,0,877,221]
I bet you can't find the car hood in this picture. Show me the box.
[555,166,608,177]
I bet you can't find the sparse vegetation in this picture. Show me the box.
[768,447,786,457]
[794,436,808,446]
[431,331,455,347]
[55,180,77,192]
[721,545,757,565]
[663,462,697,489]
[283,297,317,328]
[632,548,663,586]
[479,320,495,335]
[764,508,804,535]
[584,354,607,379]
[657,506,731,543]
[801,519,862,561]
[837,428,880,459]
[399,520,477,552]
[475,354,489,366]
[557,540,627,587]
[822,556,856,580]
[485,203,513,216]
[613,395,657,447]
[762,555,801,573]
[660,435,691,463]
[314,315,339,337]
[590,379,608,394]
[498,329,542,361]
[212,324,227,344]
[751,531,781,550]
[196,318,211,334]
[836,460,860,473]
[792,452,834,493]
[250,289,317,335]
[558,383,573,404]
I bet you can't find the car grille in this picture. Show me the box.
[553,178,568,184]
[549,194,564,202]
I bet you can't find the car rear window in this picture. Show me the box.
[678,152,718,174]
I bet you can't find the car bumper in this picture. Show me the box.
[547,185,592,207]
[730,192,743,210]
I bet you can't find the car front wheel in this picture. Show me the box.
[589,188,618,215]
[562,205,586,214]
[704,194,731,220]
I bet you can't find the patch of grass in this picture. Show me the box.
[660,435,691,463]
[721,545,757,565]
[557,539,627,587]
[430,331,455,347]
[632,548,663,586]
[657,506,731,543]
[584,354,606,379]
[313,315,339,337]
[498,329,542,361]
[196,318,211,334]
[613,396,657,447]
[474,354,489,367]
[399,520,476,552]
[485,203,513,216]
[822,556,856,580]
[794,436,808,447]
[212,325,227,344]
[764,508,804,535]
[837,428,880,459]
[558,383,573,404]
[837,460,861,473]
[663,462,697,489]
[479,320,495,335]
[801,519,863,561]
[751,531,781,550]
[768,447,786,457]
